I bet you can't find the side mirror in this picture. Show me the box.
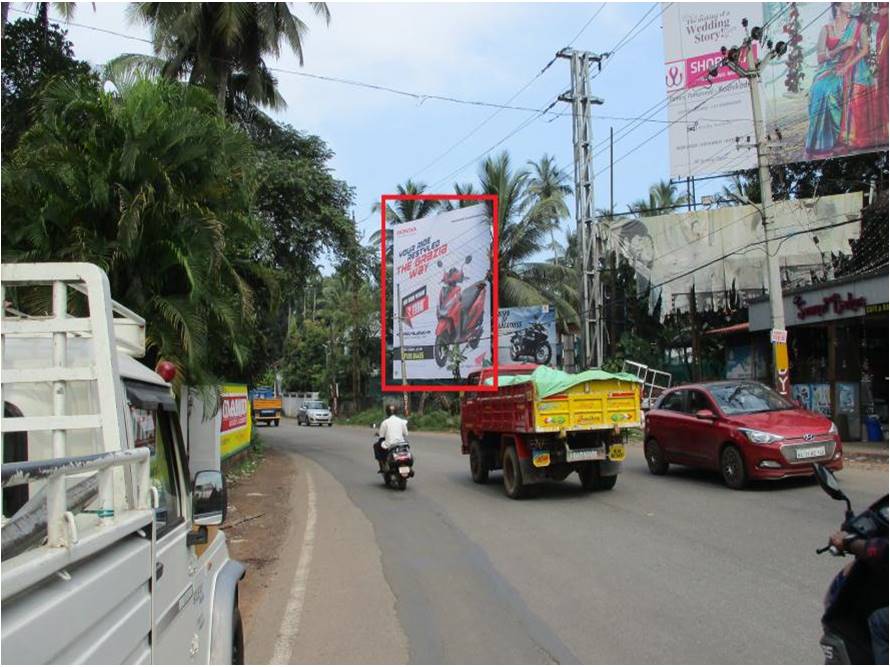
[437,260,443,268]
[695,409,717,421]
[465,255,472,264]
[371,422,377,430]
[193,470,226,526]
[812,464,846,502]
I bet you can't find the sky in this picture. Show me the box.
[10,1,718,263]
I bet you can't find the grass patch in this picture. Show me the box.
[225,430,266,484]
[337,407,459,432]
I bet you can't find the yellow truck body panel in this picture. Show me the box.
[532,379,642,433]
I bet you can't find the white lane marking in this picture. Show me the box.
[270,470,317,664]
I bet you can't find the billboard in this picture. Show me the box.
[610,192,863,316]
[219,384,252,459]
[663,2,760,178]
[391,204,493,382]
[663,3,889,178]
[498,305,558,368]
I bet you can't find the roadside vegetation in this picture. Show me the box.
[337,407,460,433]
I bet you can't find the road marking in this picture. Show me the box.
[270,469,317,664]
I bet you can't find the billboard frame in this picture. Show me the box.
[380,193,499,393]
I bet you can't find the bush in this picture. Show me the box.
[336,407,459,432]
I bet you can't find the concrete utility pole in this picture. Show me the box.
[714,22,790,395]
[558,48,604,370]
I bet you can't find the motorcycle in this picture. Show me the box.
[813,464,888,664]
[433,255,487,368]
[509,320,552,365]
[371,425,414,491]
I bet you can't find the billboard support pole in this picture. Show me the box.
[558,48,604,370]
[395,284,409,415]
[717,23,790,396]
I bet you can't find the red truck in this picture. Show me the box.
[460,364,643,498]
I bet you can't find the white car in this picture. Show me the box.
[298,400,333,427]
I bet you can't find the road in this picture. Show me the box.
[247,419,887,664]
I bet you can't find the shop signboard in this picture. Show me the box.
[498,305,558,368]
[663,3,889,178]
[220,384,252,460]
[391,204,493,382]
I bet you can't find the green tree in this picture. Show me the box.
[128,2,330,110]
[1,17,94,155]
[281,317,329,391]
[480,151,577,325]
[629,179,688,216]
[2,77,264,383]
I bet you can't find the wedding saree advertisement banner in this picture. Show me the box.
[762,2,888,164]
[662,3,888,178]
[610,192,862,317]
[662,2,760,178]
[498,305,558,368]
[389,203,493,384]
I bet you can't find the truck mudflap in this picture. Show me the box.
[209,559,246,665]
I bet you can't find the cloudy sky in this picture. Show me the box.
[10,1,699,253]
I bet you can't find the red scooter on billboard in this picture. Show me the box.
[434,255,487,367]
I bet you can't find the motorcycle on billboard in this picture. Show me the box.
[392,204,493,382]
[498,305,557,368]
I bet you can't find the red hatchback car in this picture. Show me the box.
[644,380,843,489]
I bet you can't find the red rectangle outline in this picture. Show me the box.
[380,193,499,393]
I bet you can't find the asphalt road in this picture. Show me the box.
[251,419,887,664]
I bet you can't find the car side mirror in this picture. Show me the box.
[192,470,226,526]
[695,409,717,421]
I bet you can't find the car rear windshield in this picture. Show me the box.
[709,383,793,415]
[306,401,328,410]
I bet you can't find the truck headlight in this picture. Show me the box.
[739,428,783,444]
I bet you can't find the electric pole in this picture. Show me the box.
[714,22,791,395]
[558,48,605,369]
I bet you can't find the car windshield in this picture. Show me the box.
[306,401,327,410]
[708,383,793,415]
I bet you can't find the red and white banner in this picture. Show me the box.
[220,393,248,433]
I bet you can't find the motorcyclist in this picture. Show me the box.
[828,531,888,663]
[375,404,408,471]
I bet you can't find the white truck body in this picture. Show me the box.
[1,263,244,664]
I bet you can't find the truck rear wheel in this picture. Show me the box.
[469,441,489,484]
[502,445,527,499]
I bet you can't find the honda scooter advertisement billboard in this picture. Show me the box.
[498,305,557,368]
[390,203,493,382]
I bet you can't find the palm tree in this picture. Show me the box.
[629,179,688,217]
[480,151,577,326]
[1,2,88,38]
[442,181,477,210]
[2,77,264,383]
[527,154,572,263]
[369,179,441,262]
[128,2,330,110]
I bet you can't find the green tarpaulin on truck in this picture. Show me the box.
[483,365,641,398]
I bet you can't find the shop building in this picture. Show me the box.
[747,270,888,442]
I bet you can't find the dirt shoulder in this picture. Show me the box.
[223,445,298,634]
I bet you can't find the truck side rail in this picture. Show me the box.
[1,263,154,599]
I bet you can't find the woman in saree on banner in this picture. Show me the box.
[805,2,879,158]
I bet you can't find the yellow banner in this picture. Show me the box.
[219,384,252,459]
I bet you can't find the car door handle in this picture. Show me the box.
[156,562,164,581]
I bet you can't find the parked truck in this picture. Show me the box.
[250,386,281,427]
[460,363,642,498]
[1,263,245,664]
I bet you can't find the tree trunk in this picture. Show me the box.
[418,391,428,415]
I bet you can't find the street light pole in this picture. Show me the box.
[715,24,791,396]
